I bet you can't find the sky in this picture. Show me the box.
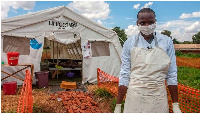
[1,1,200,42]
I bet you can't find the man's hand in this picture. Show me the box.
[172,102,182,113]
[114,104,122,113]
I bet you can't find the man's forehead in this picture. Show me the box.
[138,12,155,20]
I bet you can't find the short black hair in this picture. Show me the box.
[137,8,156,19]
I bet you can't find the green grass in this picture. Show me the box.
[94,88,113,99]
[178,66,200,89]
[175,51,200,58]
[110,98,125,113]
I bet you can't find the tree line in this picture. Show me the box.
[161,30,200,44]
[112,27,200,46]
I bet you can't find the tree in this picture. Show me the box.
[112,26,127,46]
[192,32,200,44]
[181,41,192,44]
[161,30,172,38]
[181,41,193,44]
[161,30,180,44]
[173,38,180,44]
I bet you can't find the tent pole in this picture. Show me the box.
[53,41,54,64]
[57,42,59,79]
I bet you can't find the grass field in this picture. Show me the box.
[175,51,200,89]
[177,66,200,89]
[175,51,200,58]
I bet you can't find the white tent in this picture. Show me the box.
[1,6,122,85]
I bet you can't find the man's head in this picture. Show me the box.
[137,8,156,37]
[137,8,156,19]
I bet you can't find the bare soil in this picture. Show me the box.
[1,84,113,113]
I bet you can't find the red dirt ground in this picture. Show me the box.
[176,56,200,69]
[1,84,112,113]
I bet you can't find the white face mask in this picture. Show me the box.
[138,23,156,35]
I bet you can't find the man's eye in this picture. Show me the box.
[150,21,155,24]
[140,22,145,25]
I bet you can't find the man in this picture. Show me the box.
[114,8,182,113]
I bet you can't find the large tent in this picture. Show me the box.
[1,6,122,85]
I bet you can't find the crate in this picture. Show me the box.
[60,81,77,89]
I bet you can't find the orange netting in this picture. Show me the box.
[97,68,119,96]
[97,68,200,113]
[17,70,33,113]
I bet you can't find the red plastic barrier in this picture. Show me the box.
[17,70,33,113]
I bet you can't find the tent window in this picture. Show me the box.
[91,41,110,57]
[3,36,30,55]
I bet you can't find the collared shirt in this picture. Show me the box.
[119,32,178,86]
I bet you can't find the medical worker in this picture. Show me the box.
[114,8,182,113]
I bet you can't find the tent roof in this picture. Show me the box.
[1,6,117,40]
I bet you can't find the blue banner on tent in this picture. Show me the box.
[30,39,42,49]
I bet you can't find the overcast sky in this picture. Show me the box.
[1,1,200,42]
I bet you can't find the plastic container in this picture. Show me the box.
[66,72,75,78]
[3,81,17,95]
[7,52,19,66]
[35,71,49,88]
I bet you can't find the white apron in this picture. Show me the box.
[123,33,171,113]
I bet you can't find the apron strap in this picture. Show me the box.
[134,32,159,47]
[154,32,159,47]
[134,32,140,47]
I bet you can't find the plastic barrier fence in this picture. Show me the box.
[17,70,33,113]
[97,68,119,95]
[167,83,200,113]
[97,68,200,113]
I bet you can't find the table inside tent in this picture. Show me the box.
[1,63,34,81]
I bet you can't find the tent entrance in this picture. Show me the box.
[41,38,83,84]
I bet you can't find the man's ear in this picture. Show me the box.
[136,20,139,26]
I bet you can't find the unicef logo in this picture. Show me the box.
[30,39,42,49]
